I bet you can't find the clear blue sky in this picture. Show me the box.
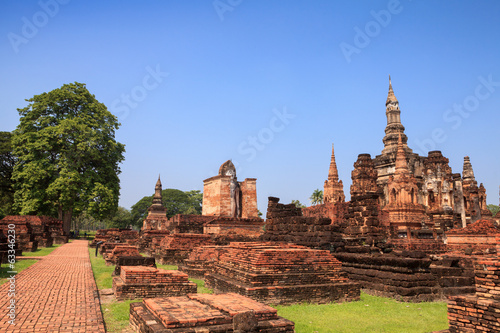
[1,1,499,213]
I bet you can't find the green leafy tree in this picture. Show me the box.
[0,131,16,219]
[487,204,500,216]
[12,82,125,234]
[309,189,323,206]
[130,189,203,228]
[291,200,306,208]
[104,206,133,229]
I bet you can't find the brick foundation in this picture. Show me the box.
[205,242,360,305]
[178,245,228,278]
[105,245,140,265]
[113,255,156,276]
[113,266,196,300]
[129,293,294,332]
[156,234,213,265]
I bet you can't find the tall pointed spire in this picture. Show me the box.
[394,134,410,177]
[462,156,476,183]
[381,76,412,155]
[152,174,163,205]
[327,143,339,182]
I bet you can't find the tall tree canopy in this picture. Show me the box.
[130,189,202,228]
[0,131,16,218]
[12,82,125,233]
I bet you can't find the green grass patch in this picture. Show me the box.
[156,264,178,270]
[102,299,142,332]
[190,278,213,294]
[0,259,38,285]
[22,244,63,257]
[88,247,114,289]
[275,292,448,333]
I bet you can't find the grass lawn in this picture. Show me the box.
[276,293,449,333]
[0,259,38,285]
[22,244,63,257]
[86,247,449,332]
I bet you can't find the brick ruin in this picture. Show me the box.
[446,219,500,254]
[130,293,295,333]
[205,242,360,305]
[156,233,214,265]
[262,197,344,250]
[104,245,141,265]
[178,245,228,279]
[113,256,156,276]
[138,229,170,254]
[202,160,259,219]
[0,216,38,252]
[90,228,139,247]
[113,266,196,300]
[447,256,500,332]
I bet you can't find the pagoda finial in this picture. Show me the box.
[463,156,476,182]
[386,75,397,104]
[328,143,339,181]
[153,174,163,205]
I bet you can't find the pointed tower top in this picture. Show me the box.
[156,174,162,187]
[463,156,476,182]
[386,75,398,105]
[328,143,339,182]
[394,134,410,176]
[153,174,163,205]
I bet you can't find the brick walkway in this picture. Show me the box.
[0,240,105,332]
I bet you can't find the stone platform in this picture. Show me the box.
[205,242,360,305]
[178,245,228,279]
[113,255,156,276]
[156,233,213,265]
[104,245,140,265]
[129,293,295,332]
[113,266,197,300]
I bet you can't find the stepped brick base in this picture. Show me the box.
[113,256,156,276]
[205,242,360,305]
[105,245,140,265]
[113,266,196,300]
[129,293,294,332]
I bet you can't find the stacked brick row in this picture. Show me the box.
[113,256,156,276]
[205,242,360,305]
[156,233,213,265]
[446,219,500,254]
[166,214,214,234]
[0,229,9,263]
[137,229,169,254]
[448,258,500,332]
[90,228,139,247]
[113,266,196,300]
[178,245,228,278]
[30,222,53,247]
[0,219,38,252]
[262,197,343,249]
[104,245,140,265]
[129,293,295,332]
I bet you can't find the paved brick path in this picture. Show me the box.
[0,240,105,332]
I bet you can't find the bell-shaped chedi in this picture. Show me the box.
[142,175,169,230]
[202,160,259,219]
[323,144,345,204]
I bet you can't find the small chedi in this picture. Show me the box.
[130,293,295,333]
[113,266,196,300]
[142,175,169,230]
[205,242,360,305]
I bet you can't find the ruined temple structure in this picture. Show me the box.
[305,77,491,245]
[130,293,295,332]
[205,242,360,305]
[203,160,259,219]
[142,175,169,230]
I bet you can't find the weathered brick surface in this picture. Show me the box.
[0,240,105,332]
[335,252,476,301]
[114,255,156,276]
[105,245,140,265]
[113,266,196,300]
[138,229,170,254]
[179,245,228,278]
[205,242,360,305]
[90,228,139,247]
[129,293,295,332]
[0,218,38,252]
[166,214,214,234]
[156,234,213,265]
[447,219,500,254]
[262,197,343,250]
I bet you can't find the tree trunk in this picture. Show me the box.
[63,207,73,235]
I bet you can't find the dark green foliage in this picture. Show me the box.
[11,82,125,232]
[310,189,323,205]
[105,206,133,228]
[487,204,499,216]
[0,131,15,218]
[130,189,203,227]
[291,200,306,208]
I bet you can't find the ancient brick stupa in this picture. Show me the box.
[323,144,345,204]
[205,242,360,305]
[381,134,429,238]
[142,175,169,230]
